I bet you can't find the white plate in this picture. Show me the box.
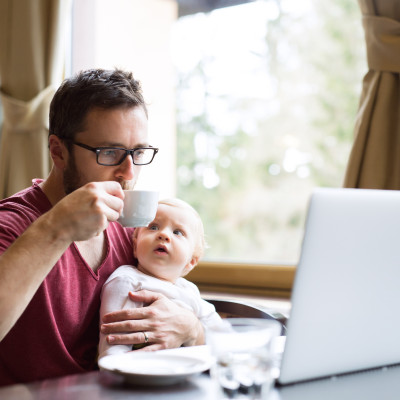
[98,348,214,386]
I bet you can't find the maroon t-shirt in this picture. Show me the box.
[0,180,135,386]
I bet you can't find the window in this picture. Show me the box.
[172,0,366,264]
[71,0,366,295]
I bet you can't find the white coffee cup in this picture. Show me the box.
[118,190,159,227]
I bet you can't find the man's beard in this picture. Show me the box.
[63,153,82,195]
[121,179,136,190]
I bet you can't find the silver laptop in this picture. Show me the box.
[278,187,400,385]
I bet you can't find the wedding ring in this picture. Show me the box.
[142,331,149,343]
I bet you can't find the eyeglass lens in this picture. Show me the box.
[98,148,155,165]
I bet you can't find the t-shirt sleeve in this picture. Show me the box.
[100,273,142,316]
[98,270,143,360]
[0,208,33,254]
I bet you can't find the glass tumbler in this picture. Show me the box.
[207,318,281,399]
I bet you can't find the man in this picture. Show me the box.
[0,69,204,386]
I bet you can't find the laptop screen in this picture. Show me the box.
[278,188,400,385]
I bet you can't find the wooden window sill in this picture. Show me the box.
[187,261,296,299]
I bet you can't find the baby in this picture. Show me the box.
[98,198,224,359]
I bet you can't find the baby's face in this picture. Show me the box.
[134,204,198,282]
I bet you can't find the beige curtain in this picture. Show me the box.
[0,0,71,199]
[344,0,400,189]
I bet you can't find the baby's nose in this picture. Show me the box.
[158,230,170,241]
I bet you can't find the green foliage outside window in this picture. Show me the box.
[173,0,366,263]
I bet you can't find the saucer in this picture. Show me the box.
[98,347,213,386]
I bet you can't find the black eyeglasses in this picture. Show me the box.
[71,141,159,166]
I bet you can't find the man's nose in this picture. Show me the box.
[115,154,136,181]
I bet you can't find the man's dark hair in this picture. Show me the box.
[49,68,147,146]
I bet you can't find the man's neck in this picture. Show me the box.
[39,169,66,206]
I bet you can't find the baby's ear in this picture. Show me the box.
[183,255,199,276]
